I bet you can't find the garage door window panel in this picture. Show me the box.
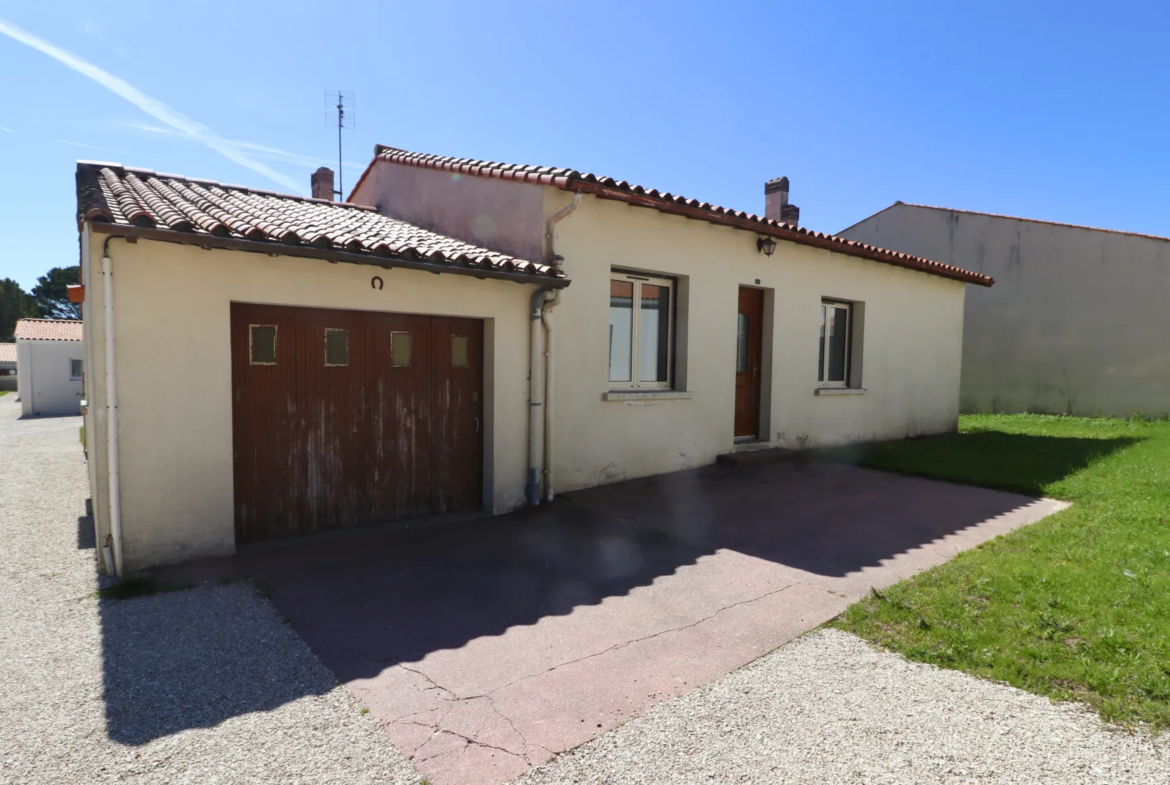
[391,332,412,367]
[451,335,469,368]
[324,329,348,366]
[250,325,277,365]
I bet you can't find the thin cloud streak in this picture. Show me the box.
[57,139,135,157]
[0,17,305,194]
[0,125,12,133]
[115,119,364,171]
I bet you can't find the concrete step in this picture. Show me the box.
[715,447,801,468]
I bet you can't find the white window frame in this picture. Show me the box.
[818,300,852,388]
[609,271,675,390]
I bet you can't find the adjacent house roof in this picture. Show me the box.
[75,162,565,287]
[841,202,1170,245]
[15,319,83,342]
[355,145,994,287]
[0,343,15,362]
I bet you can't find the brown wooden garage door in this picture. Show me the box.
[230,303,483,543]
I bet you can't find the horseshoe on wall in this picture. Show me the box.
[371,276,384,290]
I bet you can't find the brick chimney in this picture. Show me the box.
[311,167,335,201]
[764,176,799,227]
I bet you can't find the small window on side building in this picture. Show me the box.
[250,325,277,365]
[70,359,83,380]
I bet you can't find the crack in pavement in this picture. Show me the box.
[474,580,803,701]
[481,690,544,766]
[361,578,811,772]
[391,678,539,765]
[399,719,528,765]
[398,663,460,701]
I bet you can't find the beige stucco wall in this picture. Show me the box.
[544,191,967,492]
[351,161,547,263]
[83,234,534,571]
[15,338,85,416]
[840,204,1170,417]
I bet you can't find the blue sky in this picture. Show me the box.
[1,0,1167,290]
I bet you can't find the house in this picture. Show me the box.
[0,343,15,393]
[839,203,1170,417]
[14,319,84,416]
[74,151,991,575]
[0,342,15,374]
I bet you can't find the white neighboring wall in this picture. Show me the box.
[16,339,85,416]
[840,204,1170,418]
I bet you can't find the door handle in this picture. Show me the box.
[474,416,480,433]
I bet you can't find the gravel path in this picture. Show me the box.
[0,396,418,785]
[516,628,1169,784]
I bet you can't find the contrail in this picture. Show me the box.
[0,17,305,194]
[118,120,364,171]
[0,125,12,133]
[57,139,135,157]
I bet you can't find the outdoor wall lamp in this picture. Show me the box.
[756,235,777,256]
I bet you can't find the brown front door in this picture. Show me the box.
[230,303,483,543]
[734,287,764,439]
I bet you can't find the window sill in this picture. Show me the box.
[603,390,694,401]
[815,387,866,396]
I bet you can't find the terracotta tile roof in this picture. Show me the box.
[75,162,563,285]
[851,202,1170,244]
[15,319,83,342]
[0,343,15,362]
[358,145,994,287]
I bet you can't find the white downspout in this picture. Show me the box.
[541,290,558,502]
[540,193,581,503]
[526,289,548,506]
[101,246,124,577]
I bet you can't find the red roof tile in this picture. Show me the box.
[75,162,564,286]
[15,320,83,342]
[356,145,994,287]
[0,343,15,362]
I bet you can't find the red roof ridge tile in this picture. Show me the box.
[356,145,993,287]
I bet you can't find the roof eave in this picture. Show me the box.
[567,182,994,287]
[85,222,570,289]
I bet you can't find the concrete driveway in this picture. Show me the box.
[156,460,1065,785]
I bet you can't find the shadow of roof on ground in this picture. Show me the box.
[112,432,1135,743]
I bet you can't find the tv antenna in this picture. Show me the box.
[325,90,355,199]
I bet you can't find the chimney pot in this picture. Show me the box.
[764,176,798,227]
[311,167,335,201]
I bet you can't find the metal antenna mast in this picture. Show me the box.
[325,91,355,199]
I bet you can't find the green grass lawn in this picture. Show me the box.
[828,414,1170,730]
